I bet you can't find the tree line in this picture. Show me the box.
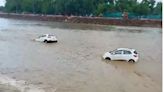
[2,0,162,17]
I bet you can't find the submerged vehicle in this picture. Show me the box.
[35,34,58,43]
[103,48,139,63]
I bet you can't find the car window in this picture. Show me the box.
[48,35,55,38]
[109,50,116,53]
[123,50,132,54]
[114,50,122,54]
[48,35,51,38]
[49,35,54,36]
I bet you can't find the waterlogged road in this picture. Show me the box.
[0,18,162,92]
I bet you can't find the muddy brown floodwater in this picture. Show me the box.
[0,18,162,92]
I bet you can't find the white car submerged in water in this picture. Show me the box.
[35,34,58,43]
[103,48,139,63]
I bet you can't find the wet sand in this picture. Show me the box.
[0,18,162,92]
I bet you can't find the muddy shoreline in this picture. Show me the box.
[0,13,162,28]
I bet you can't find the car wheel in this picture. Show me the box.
[44,40,47,43]
[105,57,111,60]
[128,59,135,63]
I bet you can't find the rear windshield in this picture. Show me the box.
[134,51,138,54]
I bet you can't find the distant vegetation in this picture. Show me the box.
[2,0,162,17]
[0,6,4,11]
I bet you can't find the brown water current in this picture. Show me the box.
[0,18,162,92]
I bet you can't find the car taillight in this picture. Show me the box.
[133,55,137,57]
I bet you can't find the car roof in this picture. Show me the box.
[116,48,136,51]
[43,34,55,36]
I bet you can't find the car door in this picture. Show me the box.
[122,50,132,61]
[111,50,123,60]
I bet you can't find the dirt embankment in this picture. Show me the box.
[0,13,162,27]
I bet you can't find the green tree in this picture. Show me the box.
[154,2,162,15]
[4,0,162,17]
[136,0,151,16]
[0,6,4,11]
[96,3,108,16]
